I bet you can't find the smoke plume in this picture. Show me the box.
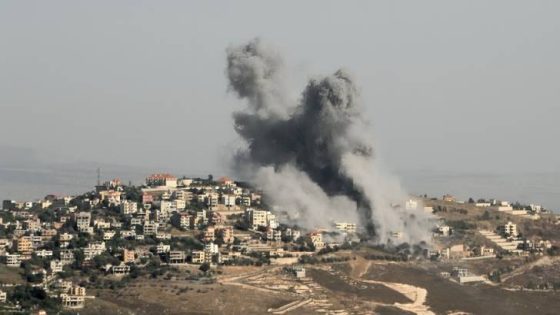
[226,38,433,244]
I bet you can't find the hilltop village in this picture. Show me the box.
[1,174,560,314]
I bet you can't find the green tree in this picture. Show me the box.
[199,262,211,273]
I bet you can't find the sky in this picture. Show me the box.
[1,1,559,179]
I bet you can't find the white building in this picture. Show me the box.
[498,221,518,237]
[6,254,20,267]
[220,194,236,207]
[173,199,186,210]
[335,222,357,234]
[50,259,64,273]
[84,242,106,260]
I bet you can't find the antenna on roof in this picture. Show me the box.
[97,168,101,186]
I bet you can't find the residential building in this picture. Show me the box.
[121,201,138,215]
[75,212,91,233]
[16,236,33,255]
[112,264,130,275]
[220,194,236,207]
[6,254,21,267]
[191,251,205,264]
[61,294,85,309]
[498,221,518,237]
[143,221,158,236]
[247,208,267,228]
[169,251,186,264]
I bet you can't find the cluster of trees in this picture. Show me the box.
[9,286,60,313]
[298,254,352,264]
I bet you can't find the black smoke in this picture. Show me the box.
[226,38,434,243]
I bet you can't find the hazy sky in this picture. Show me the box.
[1,1,559,177]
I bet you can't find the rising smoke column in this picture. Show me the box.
[226,38,433,244]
